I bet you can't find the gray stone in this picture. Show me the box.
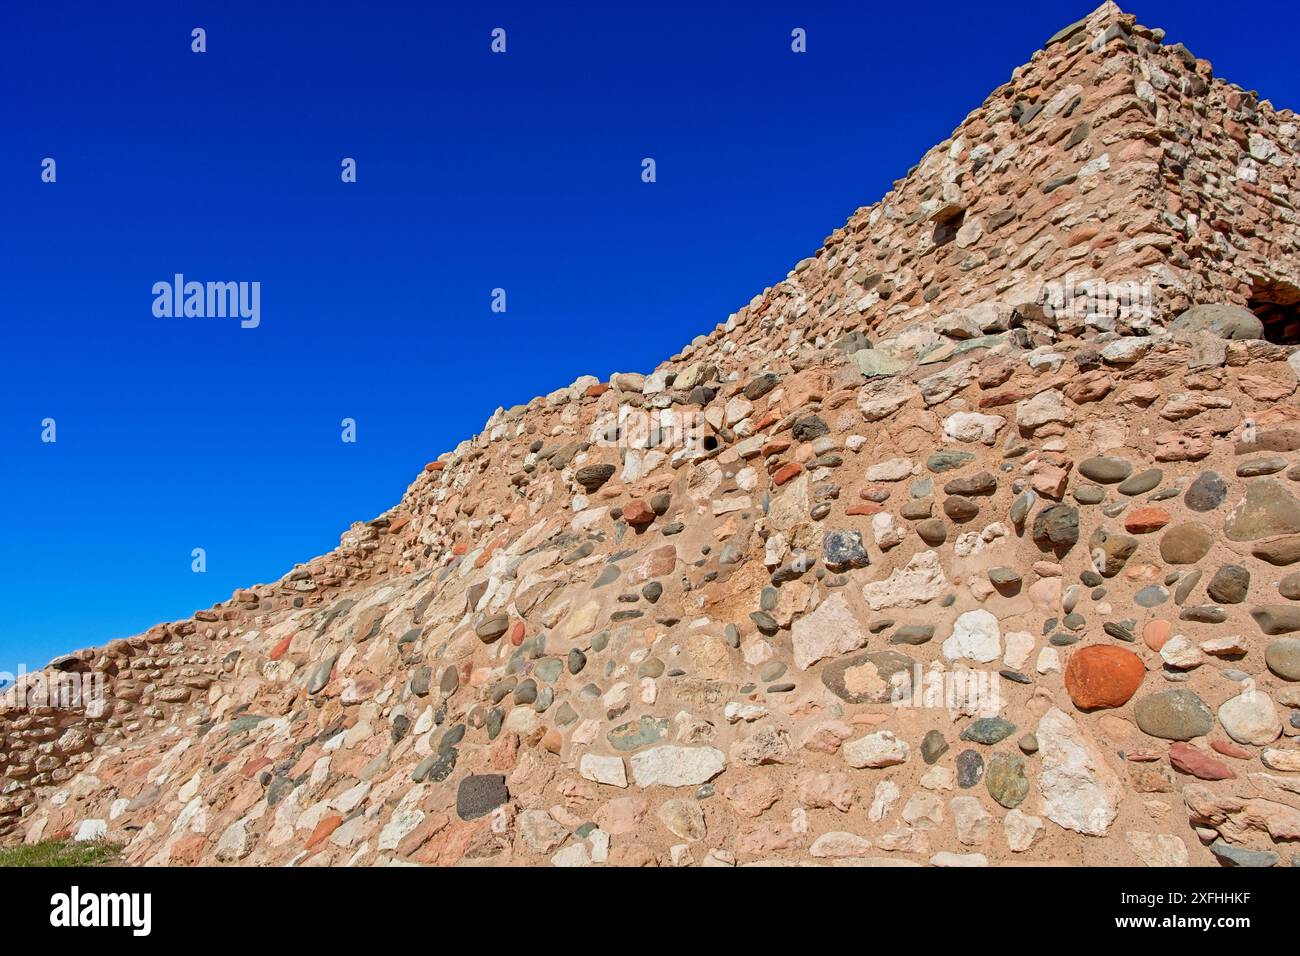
[890,624,935,645]
[1033,504,1079,552]
[1207,565,1250,604]
[1264,638,1300,679]
[1225,479,1300,542]
[1079,457,1132,484]
[956,749,984,788]
[1171,304,1264,340]
[1184,471,1228,512]
[1133,690,1215,740]
[1253,608,1300,637]
[921,730,949,764]
[821,649,915,704]
[575,463,616,492]
[986,752,1029,808]
[456,774,509,820]
[960,717,1016,745]
[1209,840,1279,867]
[1118,469,1163,496]
[823,529,870,572]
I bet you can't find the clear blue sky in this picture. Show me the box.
[3,0,1298,674]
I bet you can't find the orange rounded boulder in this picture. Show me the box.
[1064,645,1146,710]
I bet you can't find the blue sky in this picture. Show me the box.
[3,0,1298,674]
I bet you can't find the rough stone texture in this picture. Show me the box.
[5,2,1300,869]
[792,592,867,670]
[1035,708,1120,837]
[1063,645,1145,710]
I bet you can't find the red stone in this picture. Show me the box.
[846,503,882,516]
[623,500,655,527]
[305,813,343,850]
[241,756,272,779]
[762,440,792,458]
[510,621,526,646]
[859,485,891,503]
[1143,619,1172,651]
[1064,645,1145,710]
[585,383,610,398]
[1066,225,1101,247]
[269,634,293,661]
[388,515,410,534]
[1210,738,1253,760]
[1123,749,1163,762]
[1169,742,1235,780]
[1125,507,1170,533]
[977,389,1026,409]
[772,462,803,486]
[170,833,208,865]
[425,461,445,472]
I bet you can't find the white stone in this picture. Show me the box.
[214,818,252,861]
[73,819,107,842]
[579,753,628,788]
[1003,809,1045,852]
[902,792,945,830]
[809,831,874,858]
[871,512,905,550]
[1016,389,1072,431]
[842,731,909,769]
[930,851,988,867]
[865,457,913,482]
[943,411,1005,445]
[629,746,726,787]
[1125,831,1189,867]
[1218,689,1282,746]
[1035,708,1120,836]
[551,842,591,867]
[792,592,868,670]
[1003,631,1035,669]
[858,377,919,422]
[862,550,949,610]
[589,828,609,863]
[920,766,955,791]
[868,780,901,822]
[950,795,991,846]
[1160,634,1204,670]
[377,808,424,851]
[1261,748,1300,772]
[942,609,1001,663]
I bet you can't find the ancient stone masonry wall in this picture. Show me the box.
[1149,41,1300,334]
[0,519,415,837]
[6,3,1300,867]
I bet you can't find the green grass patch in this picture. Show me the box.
[0,839,123,867]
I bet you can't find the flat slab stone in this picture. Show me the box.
[629,745,726,787]
[456,774,509,820]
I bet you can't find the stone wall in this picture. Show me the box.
[5,3,1300,865]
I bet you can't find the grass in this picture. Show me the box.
[0,839,123,867]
